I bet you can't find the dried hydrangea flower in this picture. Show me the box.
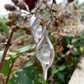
[11,0,18,5]
[17,1,27,10]
[4,4,16,11]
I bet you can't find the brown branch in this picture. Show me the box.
[0,30,14,72]
[0,34,31,48]
[50,61,55,84]
[11,34,27,44]
[55,50,71,64]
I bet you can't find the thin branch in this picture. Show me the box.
[0,34,32,48]
[55,50,71,64]
[0,44,5,50]
[25,35,33,41]
[11,34,27,44]
[46,0,55,29]
[0,30,14,72]
[50,60,55,84]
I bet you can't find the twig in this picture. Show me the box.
[50,38,57,84]
[25,35,33,41]
[11,34,27,44]
[50,60,55,84]
[0,34,32,47]
[55,50,71,64]
[46,0,55,29]
[0,44,5,50]
[0,30,14,72]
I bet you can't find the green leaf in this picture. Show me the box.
[41,11,50,15]
[0,51,17,76]
[71,38,78,44]
[11,67,39,84]
[7,52,17,56]
[76,0,79,5]
[55,81,62,84]
[26,52,35,56]
[57,73,64,81]
[53,68,59,74]
[38,75,47,84]
[58,66,66,71]
[5,57,10,60]
[1,59,9,76]
[16,44,36,53]
[51,8,57,12]
[0,51,9,76]
[68,63,74,68]
[7,52,17,59]
[0,51,17,58]
[25,61,34,67]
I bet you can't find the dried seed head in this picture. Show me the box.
[11,0,18,5]
[11,25,18,32]
[16,14,23,21]
[4,4,16,11]
[8,12,16,21]
[25,29,31,35]
[5,19,13,26]
[20,24,31,34]
[16,24,20,29]
[17,1,27,10]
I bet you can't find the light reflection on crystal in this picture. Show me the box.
[36,44,51,66]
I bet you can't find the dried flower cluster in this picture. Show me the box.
[5,0,31,34]
[5,0,84,37]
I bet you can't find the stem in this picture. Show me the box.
[0,30,14,72]
[55,50,71,64]
[51,61,55,84]
[5,61,13,84]
[11,34,27,44]
[50,51,55,84]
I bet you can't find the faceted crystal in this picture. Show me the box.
[36,44,51,66]
[35,26,42,39]
[31,14,42,43]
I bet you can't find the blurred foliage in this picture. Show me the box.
[0,17,9,36]
[1,30,84,84]
[11,67,39,84]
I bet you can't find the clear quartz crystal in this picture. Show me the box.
[35,26,42,39]
[36,44,51,80]
[31,14,43,43]
[32,14,54,80]
[36,44,51,65]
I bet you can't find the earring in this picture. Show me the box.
[31,14,54,80]
[35,27,54,80]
